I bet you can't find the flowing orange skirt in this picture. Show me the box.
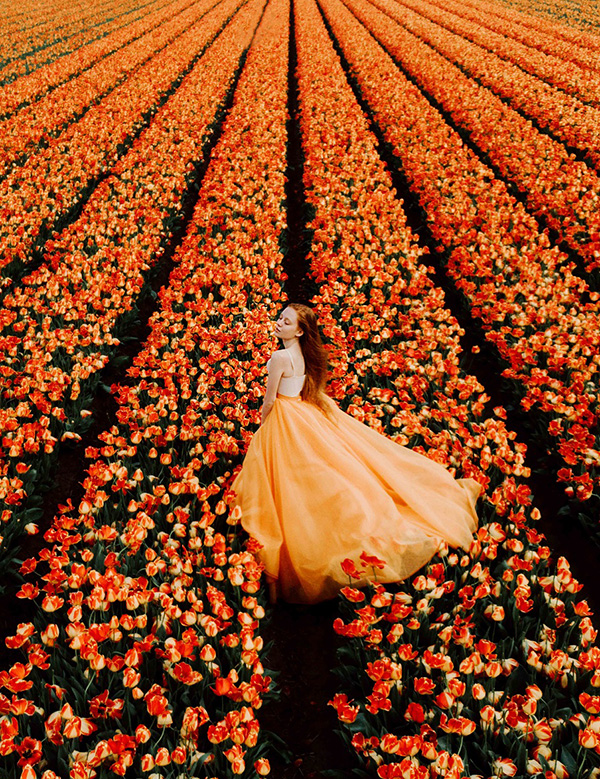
[232,394,480,604]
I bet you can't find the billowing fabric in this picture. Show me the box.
[233,393,480,604]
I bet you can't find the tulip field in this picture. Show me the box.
[1,0,600,775]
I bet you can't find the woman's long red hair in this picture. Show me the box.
[288,303,329,410]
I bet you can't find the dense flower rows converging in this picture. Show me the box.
[0,0,161,87]
[0,0,232,281]
[319,0,600,536]
[0,0,254,571]
[1,0,600,776]
[0,0,286,774]
[0,0,203,176]
[389,0,600,107]
[296,0,599,775]
[445,0,600,57]
[367,0,600,187]
[410,0,600,71]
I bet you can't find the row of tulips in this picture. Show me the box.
[318,0,600,536]
[0,0,177,117]
[350,0,600,276]
[458,0,600,49]
[386,0,600,109]
[0,0,86,24]
[0,0,227,282]
[426,0,600,70]
[0,0,90,30]
[294,0,600,774]
[0,0,71,31]
[0,0,125,29]
[0,0,292,773]
[0,0,255,573]
[0,0,154,86]
[0,0,124,53]
[0,0,217,179]
[375,0,600,182]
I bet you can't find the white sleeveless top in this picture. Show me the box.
[267,350,306,397]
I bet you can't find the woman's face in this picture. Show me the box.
[275,307,303,341]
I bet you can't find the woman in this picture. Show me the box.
[232,303,480,604]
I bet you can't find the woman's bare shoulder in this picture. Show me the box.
[269,349,292,364]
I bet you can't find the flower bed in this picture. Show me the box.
[0,0,201,175]
[369,0,600,175]
[0,0,127,65]
[0,0,257,573]
[295,0,600,773]
[0,0,230,281]
[0,0,157,87]
[0,0,183,116]
[318,0,600,536]
[0,0,291,772]
[420,0,600,70]
[346,0,600,275]
[378,0,600,107]
[458,0,600,48]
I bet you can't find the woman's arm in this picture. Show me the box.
[260,351,288,425]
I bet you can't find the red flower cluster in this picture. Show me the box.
[0,0,258,568]
[295,0,599,774]
[0,0,290,774]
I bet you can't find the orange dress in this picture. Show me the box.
[232,357,480,604]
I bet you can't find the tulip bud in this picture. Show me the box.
[141,754,155,771]
[255,758,271,775]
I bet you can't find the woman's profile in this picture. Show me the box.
[232,303,480,604]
